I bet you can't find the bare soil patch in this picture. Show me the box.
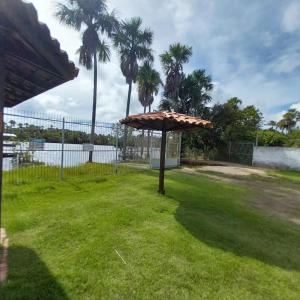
[199,165,267,176]
[180,165,300,226]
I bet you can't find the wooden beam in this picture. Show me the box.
[7,53,63,81]
[7,68,46,93]
[158,128,167,195]
[5,81,32,100]
[2,1,74,80]
[4,95,16,107]
[6,78,36,95]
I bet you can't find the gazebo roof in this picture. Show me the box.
[120,111,212,131]
[0,0,79,107]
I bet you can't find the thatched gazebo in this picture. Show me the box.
[0,0,78,236]
[120,111,212,194]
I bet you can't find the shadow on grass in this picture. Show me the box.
[164,173,300,271]
[0,247,68,300]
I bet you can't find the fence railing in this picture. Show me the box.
[3,108,141,182]
[3,108,181,183]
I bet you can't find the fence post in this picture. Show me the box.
[60,117,65,180]
[150,131,153,168]
[255,133,259,146]
[178,132,182,166]
[251,143,255,166]
[115,124,119,174]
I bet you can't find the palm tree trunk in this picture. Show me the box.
[89,52,98,163]
[123,79,133,160]
[126,79,132,118]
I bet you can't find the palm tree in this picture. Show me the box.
[9,120,16,128]
[56,0,119,162]
[137,61,162,158]
[160,43,192,101]
[268,120,277,130]
[114,17,153,118]
[137,61,162,113]
[160,69,213,116]
[277,109,300,133]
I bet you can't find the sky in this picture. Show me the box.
[16,0,300,124]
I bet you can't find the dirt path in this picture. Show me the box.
[179,165,300,226]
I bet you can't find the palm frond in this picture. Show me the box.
[77,45,93,69]
[137,62,162,108]
[97,39,111,62]
[55,2,84,30]
[159,98,173,112]
[114,17,153,84]
[97,9,119,37]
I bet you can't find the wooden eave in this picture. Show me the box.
[0,0,79,108]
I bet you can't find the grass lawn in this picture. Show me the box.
[1,166,300,299]
[268,169,300,184]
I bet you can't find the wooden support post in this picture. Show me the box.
[158,129,167,195]
[0,41,5,239]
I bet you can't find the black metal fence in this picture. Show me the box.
[3,108,153,183]
[228,142,254,165]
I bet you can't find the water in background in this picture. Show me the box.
[3,143,119,171]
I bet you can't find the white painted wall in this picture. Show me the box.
[150,158,180,169]
[253,147,300,170]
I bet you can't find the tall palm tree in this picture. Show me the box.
[137,61,162,113]
[56,0,119,162]
[114,17,153,118]
[160,43,192,101]
[137,62,162,158]
[160,69,213,116]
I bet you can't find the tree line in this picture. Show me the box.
[53,0,299,160]
[4,121,115,145]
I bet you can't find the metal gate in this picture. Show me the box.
[228,142,254,165]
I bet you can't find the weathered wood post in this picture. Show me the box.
[0,40,5,238]
[158,126,167,195]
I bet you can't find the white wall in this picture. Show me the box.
[150,158,180,169]
[253,147,300,170]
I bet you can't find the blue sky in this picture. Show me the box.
[17,0,300,123]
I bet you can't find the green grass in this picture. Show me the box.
[268,169,300,184]
[3,163,130,184]
[1,167,300,299]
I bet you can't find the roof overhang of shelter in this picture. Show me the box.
[120,111,213,132]
[0,0,79,107]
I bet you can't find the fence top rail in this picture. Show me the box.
[4,110,119,129]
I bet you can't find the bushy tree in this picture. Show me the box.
[285,129,300,147]
[182,98,263,159]
[256,130,287,147]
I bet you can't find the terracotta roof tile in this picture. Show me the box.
[0,0,79,107]
[120,111,212,131]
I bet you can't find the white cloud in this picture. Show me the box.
[267,102,300,123]
[12,0,300,125]
[291,102,300,111]
[260,31,275,47]
[282,1,300,32]
[163,0,194,36]
[271,51,300,74]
